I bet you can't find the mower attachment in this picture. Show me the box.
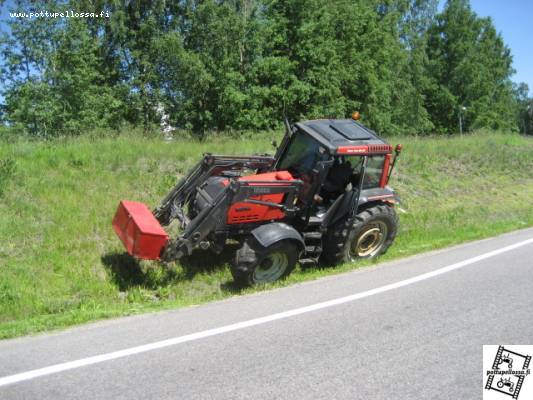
[112,200,169,260]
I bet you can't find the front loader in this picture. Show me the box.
[113,115,402,285]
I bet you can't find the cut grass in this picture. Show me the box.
[1,131,532,339]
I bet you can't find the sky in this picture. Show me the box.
[0,0,532,95]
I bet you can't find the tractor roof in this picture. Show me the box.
[296,119,391,155]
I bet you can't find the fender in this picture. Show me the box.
[251,222,305,250]
[358,187,399,206]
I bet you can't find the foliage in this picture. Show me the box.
[514,82,533,135]
[1,1,126,136]
[424,0,518,133]
[0,0,530,136]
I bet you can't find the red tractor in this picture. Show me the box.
[113,116,402,285]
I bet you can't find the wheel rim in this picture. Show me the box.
[253,251,289,283]
[351,221,388,258]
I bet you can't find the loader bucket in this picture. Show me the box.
[112,200,169,260]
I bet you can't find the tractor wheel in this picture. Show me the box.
[321,204,398,265]
[231,238,298,286]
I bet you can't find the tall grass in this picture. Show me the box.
[1,131,532,338]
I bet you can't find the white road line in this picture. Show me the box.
[1,237,533,388]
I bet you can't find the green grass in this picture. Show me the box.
[1,131,532,339]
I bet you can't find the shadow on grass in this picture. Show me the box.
[101,253,146,291]
[102,245,241,291]
[102,252,182,291]
[179,244,239,279]
[220,280,247,294]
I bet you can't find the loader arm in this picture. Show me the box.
[153,154,275,226]
[162,178,302,261]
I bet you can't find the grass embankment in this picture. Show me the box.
[1,132,532,339]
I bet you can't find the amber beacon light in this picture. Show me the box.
[351,111,361,121]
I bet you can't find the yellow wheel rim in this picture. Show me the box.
[352,221,387,257]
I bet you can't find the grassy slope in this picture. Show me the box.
[1,132,532,338]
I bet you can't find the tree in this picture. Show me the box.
[425,0,516,133]
[49,18,126,133]
[1,0,63,135]
[396,0,438,134]
[1,0,126,135]
[513,83,532,135]
[154,31,214,136]
[0,0,526,136]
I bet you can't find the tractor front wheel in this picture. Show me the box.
[231,239,298,286]
[321,204,398,264]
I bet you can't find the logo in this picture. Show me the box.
[484,345,532,399]
[252,187,271,194]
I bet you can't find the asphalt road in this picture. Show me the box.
[1,228,532,399]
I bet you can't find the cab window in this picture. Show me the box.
[277,132,330,205]
[363,156,384,189]
[277,133,327,175]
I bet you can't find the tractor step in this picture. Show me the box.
[303,231,322,240]
[305,245,322,254]
[299,258,318,267]
[307,216,323,225]
[302,229,323,264]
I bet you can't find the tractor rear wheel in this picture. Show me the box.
[321,204,398,265]
[231,238,298,286]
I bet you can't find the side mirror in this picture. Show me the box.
[395,144,403,155]
[387,144,403,183]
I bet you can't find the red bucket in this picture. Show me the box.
[112,200,169,260]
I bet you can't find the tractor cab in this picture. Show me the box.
[274,117,400,226]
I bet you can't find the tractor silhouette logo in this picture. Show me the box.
[485,346,531,399]
[498,353,514,370]
[496,377,515,393]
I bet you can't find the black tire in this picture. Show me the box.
[231,238,298,286]
[321,204,398,264]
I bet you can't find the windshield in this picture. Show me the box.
[277,132,327,175]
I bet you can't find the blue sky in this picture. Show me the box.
[1,0,532,95]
